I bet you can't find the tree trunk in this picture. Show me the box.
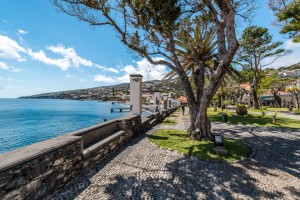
[272,92,282,107]
[252,74,260,109]
[295,95,300,110]
[196,111,212,140]
[217,94,222,108]
[187,104,198,138]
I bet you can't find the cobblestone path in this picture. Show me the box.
[51,111,300,200]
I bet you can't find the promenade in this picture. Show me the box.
[51,110,300,199]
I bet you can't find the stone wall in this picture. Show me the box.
[0,135,82,199]
[0,107,178,200]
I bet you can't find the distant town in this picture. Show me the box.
[19,79,185,103]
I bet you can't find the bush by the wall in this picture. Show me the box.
[236,104,248,116]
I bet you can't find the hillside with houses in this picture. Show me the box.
[19,79,184,102]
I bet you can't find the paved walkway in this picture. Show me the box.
[51,111,300,200]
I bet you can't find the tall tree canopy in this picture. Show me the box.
[237,26,287,109]
[51,0,250,139]
[269,0,300,43]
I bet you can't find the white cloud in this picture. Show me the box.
[6,77,15,81]
[66,74,86,82]
[27,44,116,72]
[93,75,116,83]
[1,19,11,26]
[262,39,300,68]
[94,64,119,73]
[0,77,16,81]
[28,44,94,70]
[106,67,119,73]
[27,48,70,70]
[0,61,9,70]
[47,45,93,67]
[0,34,26,62]
[0,35,121,74]
[116,58,167,83]
[0,61,22,72]
[10,66,22,72]
[95,57,168,84]
[18,29,28,35]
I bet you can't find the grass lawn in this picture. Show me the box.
[208,108,300,129]
[162,118,177,125]
[247,106,290,112]
[149,129,252,163]
[293,110,300,115]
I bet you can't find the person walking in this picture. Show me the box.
[181,104,185,115]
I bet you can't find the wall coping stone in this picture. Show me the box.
[0,135,81,173]
[0,114,140,173]
[116,114,139,121]
[83,130,125,158]
[70,119,119,136]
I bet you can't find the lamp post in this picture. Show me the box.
[154,92,161,112]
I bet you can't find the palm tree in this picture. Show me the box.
[164,18,240,138]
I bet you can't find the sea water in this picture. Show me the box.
[0,99,147,154]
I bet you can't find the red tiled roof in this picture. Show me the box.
[177,96,187,103]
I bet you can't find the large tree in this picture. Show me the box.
[286,85,300,109]
[269,0,300,43]
[51,0,243,140]
[237,26,287,109]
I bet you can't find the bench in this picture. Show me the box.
[83,130,125,158]
[226,106,236,110]
[70,120,121,149]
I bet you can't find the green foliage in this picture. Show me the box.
[162,118,177,124]
[238,26,285,66]
[239,68,254,83]
[212,95,218,101]
[131,0,181,31]
[261,110,266,117]
[163,15,216,82]
[236,104,248,116]
[149,129,252,163]
[274,0,300,43]
[293,110,300,115]
[222,99,231,106]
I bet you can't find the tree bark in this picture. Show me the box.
[295,95,300,110]
[252,70,260,109]
[272,91,282,107]
[217,94,222,108]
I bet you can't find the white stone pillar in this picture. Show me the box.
[167,97,172,109]
[163,94,168,110]
[154,92,161,112]
[130,74,143,115]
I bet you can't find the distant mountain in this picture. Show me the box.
[278,62,300,71]
[19,79,184,100]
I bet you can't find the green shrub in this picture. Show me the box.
[222,100,231,106]
[236,104,248,116]
[294,110,300,115]
[261,110,266,117]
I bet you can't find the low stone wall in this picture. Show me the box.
[0,107,178,199]
[0,135,83,199]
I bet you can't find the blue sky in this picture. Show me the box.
[0,0,300,98]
